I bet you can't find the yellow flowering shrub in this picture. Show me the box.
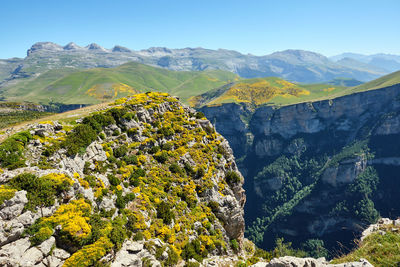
[0,185,16,205]
[63,236,113,267]
[44,199,92,241]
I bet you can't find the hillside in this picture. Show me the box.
[190,77,348,107]
[0,92,246,266]
[1,62,238,104]
[193,71,400,108]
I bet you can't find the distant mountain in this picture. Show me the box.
[0,42,391,89]
[331,53,400,73]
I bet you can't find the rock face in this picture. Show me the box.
[0,93,245,266]
[201,83,400,252]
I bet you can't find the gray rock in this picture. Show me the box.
[0,237,31,263]
[125,240,144,253]
[0,191,28,220]
[38,236,55,255]
[52,248,70,260]
[20,247,43,266]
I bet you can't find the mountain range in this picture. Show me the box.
[1,42,398,89]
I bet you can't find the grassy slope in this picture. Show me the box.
[331,224,400,267]
[194,71,400,107]
[191,77,348,107]
[2,62,238,104]
[0,110,54,129]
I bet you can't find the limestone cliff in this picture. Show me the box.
[201,83,400,253]
[0,93,245,266]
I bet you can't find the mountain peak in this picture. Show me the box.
[27,42,63,56]
[63,42,82,50]
[267,49,330,65]
[85,43,107,51]
[112,45,131,53]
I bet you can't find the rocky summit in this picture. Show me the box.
[0,92,246,266]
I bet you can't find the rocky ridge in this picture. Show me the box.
[0,92,246,266]
[0,42,388,89]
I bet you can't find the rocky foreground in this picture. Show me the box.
[0,93,245,266]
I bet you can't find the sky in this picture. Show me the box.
[1,0,399,59]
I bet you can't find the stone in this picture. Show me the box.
[52,248,70,260]
[125,240,143,253]
[38,236,55,255]
[20,247,43,266]
[0,191,28,220]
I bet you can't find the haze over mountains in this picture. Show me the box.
[1,42,399,88]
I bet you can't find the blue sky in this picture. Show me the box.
[1,0,399,58]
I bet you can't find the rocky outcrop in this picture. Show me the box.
[0,93,246,266]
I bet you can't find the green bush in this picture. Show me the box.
[208,201,219,213]
[154,151,169,163]
[9,172,70,211]
[225,171,241,184]
[195,112,205,119]
[123,155,138,165]
[157,201,175,224]
[169,163,183,175]
[182,239,205,262]
[129,168,145,186]
[64,124,97,156]
[195,167,205,179]
[107,174,120,186]
[161,142,173,151]
[110,217,127,250]
[0,131,32,169]
[164,246,179,266]
[149,146,160,154]
[158,126,175,137]
[113,145,128,158]
[230,239,239,252]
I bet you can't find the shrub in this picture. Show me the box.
[0,185,16,206]
[208,201,219,213]
[161,142,173,151]
[184,162,195,176]
[108,174,120,186]
[113,145,128,158]
[9,173,70,211]
[132,231,144,241]
[110,217,127,250]
[123,154,138,165]
[64,124,97,156]
[230,239,239,252]
[158,126,175,137]
[157,201,175,224]
[169,163,183,175]
[63,237,113,267]
[0,131,32,169]
[154,151,169,163]
[225,171,241,184]
[164,246,179,266]
[195,112,205,119]
[129,168,146,186]
[182,239,205,262]
[149,146,160,154]
[195,167,205,179]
